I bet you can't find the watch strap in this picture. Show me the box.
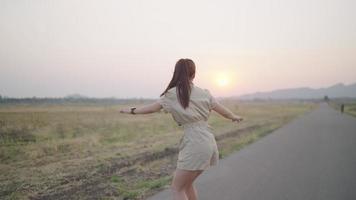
[130,107,136,114]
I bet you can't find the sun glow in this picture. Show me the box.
[201,67,240,96]
[215,72,230,87]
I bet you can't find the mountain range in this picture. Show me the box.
[238,83,356,100]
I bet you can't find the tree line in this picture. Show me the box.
[0,95,155,105]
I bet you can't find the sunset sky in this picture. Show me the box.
[1,0,355,98]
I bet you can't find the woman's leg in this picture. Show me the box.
[171,169,203,200]
[185,170,203,200]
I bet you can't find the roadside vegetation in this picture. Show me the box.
[0,99,316,199]
[328,98,356,117]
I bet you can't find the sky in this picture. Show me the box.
[1,0,356,98]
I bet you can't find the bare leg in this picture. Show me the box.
[185,170,203,200]
[171,169,203,200]
[185,184,197,200]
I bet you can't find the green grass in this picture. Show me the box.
[111,175,171,199]
[329,100,356,117]
[345,104,356,117]
[218,123,283,158]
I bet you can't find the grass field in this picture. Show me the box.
[0,100,316,200]
[329,99,356,117]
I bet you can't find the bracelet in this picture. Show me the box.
[130,107,136,114]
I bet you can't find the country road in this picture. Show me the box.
[147,103,356,200]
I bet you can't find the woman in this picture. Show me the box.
[120,58,243,200]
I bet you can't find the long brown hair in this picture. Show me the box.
[160,58,196,109]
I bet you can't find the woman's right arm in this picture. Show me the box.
[212,102,243,123]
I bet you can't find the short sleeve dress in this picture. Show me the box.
[158,83,219,170]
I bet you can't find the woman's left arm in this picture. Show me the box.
[120,101,162,114]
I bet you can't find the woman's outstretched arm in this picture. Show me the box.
[212,102,243,122]
[119,101,162,114]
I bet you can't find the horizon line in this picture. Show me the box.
[1,81,355,99]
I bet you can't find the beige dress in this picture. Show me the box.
[158,83,219,170]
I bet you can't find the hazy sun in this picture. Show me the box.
[216,73,230,87]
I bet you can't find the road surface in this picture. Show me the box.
[147,103,356,200]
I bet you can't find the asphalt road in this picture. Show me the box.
[147,103,356,200]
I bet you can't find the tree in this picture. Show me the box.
[324,95,329,102]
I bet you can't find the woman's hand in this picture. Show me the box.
[232,115,243,123]
[119,108,132,114]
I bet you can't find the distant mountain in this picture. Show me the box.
[238,83,356,100]
[64,93,89,99]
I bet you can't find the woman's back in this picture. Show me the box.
[159,83,218,126]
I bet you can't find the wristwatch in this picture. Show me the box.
[130,107,136,114]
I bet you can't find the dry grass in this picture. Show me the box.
[328,99,356,117]
[0,100,316,199]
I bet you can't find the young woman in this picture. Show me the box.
[120,58,243,200]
